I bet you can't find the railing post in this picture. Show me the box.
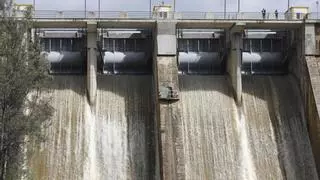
[24,10,320,20]
[98,0,101,19]
[224,0,226,19]
[84,0,87,18]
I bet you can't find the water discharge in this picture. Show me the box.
[28,75,154,180]
[27,75,318,180]
[179,76,240,179]
[28,76,87,180]
[178,75,318,180]
[236,108,257,180]
[93,75,154,179]
[242,76,318,180]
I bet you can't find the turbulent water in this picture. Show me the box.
[179,75,318,180]
[28,75,154,180]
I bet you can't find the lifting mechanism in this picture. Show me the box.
[39,29,86,74]
[241,29,289,75]
[177,29,226,75]
[99,28,153,75]
[38,27,291,76]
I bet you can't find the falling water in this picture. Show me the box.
[92,75,154,180]
[28,76,87,180]
[179,76,241,180]
[26,74,318,180]
[83,102,98,180]
[178,75,318,180]
[242,76,318,180]
[235,108,257,180]
[27,75,154,180]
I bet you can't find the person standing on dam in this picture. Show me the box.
[275,9,279,19]
[262,8,266,19]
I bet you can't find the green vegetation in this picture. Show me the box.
[0,1,53,179]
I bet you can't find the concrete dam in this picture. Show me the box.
[24,17,320,180]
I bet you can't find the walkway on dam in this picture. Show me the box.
[26,10,320,20]
[10,10,320,29]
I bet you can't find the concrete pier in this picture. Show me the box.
[86,21,97,105]
[226,23,245,104]
[288,23,320,175]
[153,21,184,180]
[305,24,317,56]
[300,23,320,175]
[306,56,320,175]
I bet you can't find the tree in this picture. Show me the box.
[0,1,53,179]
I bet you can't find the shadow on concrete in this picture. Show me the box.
[178,75,234,99]
[241,75,317,179]
[47,75,86,96]
[45,74,155,179]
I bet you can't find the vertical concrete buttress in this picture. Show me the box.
[305,23,316,56]
[303,23,320,175]
[153,21,185,180]
[226,23,245,104]
[86,21,97,105]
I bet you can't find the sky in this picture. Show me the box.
[15,0,318,12]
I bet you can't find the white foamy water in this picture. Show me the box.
[93,75,154,180]
[236,108,257,180]
[83,102,98,180]
[27,75,154,180]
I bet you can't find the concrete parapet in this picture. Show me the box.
[226,23,244,104]
[87,21,97,105]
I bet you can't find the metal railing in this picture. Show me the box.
[11,10,320,20]
[306,12,320,20]
[33,10,152,19]
[174,12,290,20]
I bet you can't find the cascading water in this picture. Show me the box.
[179,76,241,180]
[92,75,154,180]
[26,74,318,180]
[235,108,257,180]
[178,75,318,180]
[242,76,318,180]
[27,75,154,180]
[28,76,87,180]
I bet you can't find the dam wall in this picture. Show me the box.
[152,21,319,179]
[25,20,320,179]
